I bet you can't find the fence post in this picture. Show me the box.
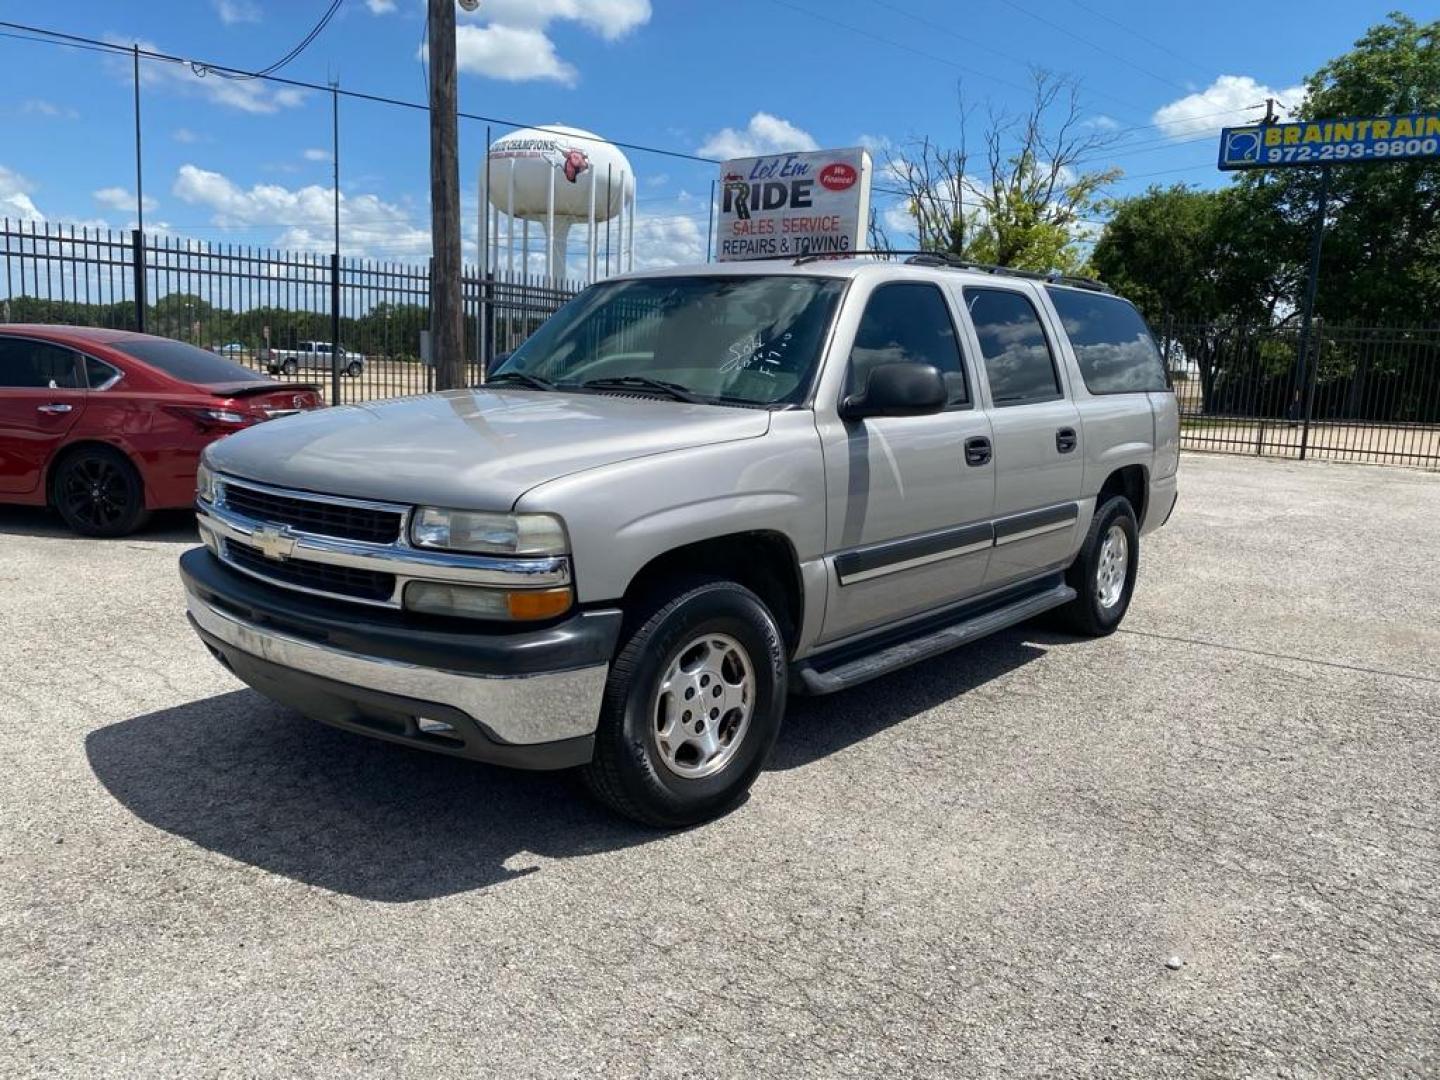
[330,252,342,407]
[130,228,147,334]
[1299,318,1322,461]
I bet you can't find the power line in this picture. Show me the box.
[857,0,1153,128]
[0,19,719,167]
[992,0,1192,93]
[1066,0,1212,81]
[197,0,345,81]
[1,17,1249,178]
[764,0,1036,98]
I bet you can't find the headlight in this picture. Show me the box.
[196,462,216,504]
[410,508,568,556]
[404,582,573,621]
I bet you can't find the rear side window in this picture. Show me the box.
[1046,288,1168,394]
[848,282,969,407]
[85,356,122,389]
[0,337,81,388]
[964,288,1061,406]
[110,338,260,385]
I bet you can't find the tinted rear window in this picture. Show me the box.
[1046,288,1168,394]
[112,338,263,385]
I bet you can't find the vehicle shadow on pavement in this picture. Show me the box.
[85,689,656,903]
[0,506,198,542]
[771,628,1049,770]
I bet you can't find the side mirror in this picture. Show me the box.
[840,363,948,421]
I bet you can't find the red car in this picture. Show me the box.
[0,326,322,536]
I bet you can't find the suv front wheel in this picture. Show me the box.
[583,578,786,827]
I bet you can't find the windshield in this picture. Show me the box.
[494,274,847,406]
[114,338,270,385]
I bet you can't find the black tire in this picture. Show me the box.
[52,445,151,538]
[582,578,787,828]
[282,359,299,376]
[1057,495,1139,637]
[345,361,362,378]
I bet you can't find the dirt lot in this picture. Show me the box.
[2,452,1438,1078]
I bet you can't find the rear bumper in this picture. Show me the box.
[179,547,621,769]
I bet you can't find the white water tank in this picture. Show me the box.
[486,125,635,281]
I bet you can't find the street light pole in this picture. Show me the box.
[428,0,465,390]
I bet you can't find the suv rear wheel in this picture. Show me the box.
[1058,495,1139,637]
[583,578,786,827]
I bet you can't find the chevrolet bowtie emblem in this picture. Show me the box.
[252,526,298,561]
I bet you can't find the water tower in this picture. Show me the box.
[481,125,636,284]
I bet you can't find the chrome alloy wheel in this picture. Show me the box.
[652,632,755,779]
[1096,524,1130,609]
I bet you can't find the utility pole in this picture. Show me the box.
[428,0,464,390]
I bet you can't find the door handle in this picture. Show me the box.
[37,403,73,415]
[964,436,992,467]
[1056,427,1077,453]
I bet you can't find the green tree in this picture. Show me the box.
[1244,13,1440,325]
[885,72,1120,273]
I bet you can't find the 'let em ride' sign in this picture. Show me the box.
[717,148,873,261]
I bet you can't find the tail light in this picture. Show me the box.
[163,405,261,431]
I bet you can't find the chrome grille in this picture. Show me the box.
[225,540,397,603]
[220,480,403,544]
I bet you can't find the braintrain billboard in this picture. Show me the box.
[716,148,873,260]
[1218,112,1440,170]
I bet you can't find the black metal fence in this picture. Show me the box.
[0,219,581,405]
[5,218,1440,469]
[1157,320,1440,468]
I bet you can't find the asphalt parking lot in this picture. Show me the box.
[3,452,1438,1079]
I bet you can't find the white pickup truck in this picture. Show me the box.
[264,341,365,378]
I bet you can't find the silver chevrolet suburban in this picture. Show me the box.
[180,255,1179,827]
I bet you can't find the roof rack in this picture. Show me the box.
[898,252,1112,293]
[779,248,1112,293]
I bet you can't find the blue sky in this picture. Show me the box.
[0,0,1409,269]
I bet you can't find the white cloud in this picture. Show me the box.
[475,0,652,41]
[172,164,432,258]
[20,99,79,121]
[1152,75,1306,139]
[173,128,201,144]
[698,113,820,160]
[303,148,330,162]
[1087,115,1122,131]
[366,0,396,12]
[440,0,651,85]
[94,187,157,213]
[451,24,578,85]
[0,165,43,222]
[107,37,307,115]
[213,0,261,25]
[631,211,704,270]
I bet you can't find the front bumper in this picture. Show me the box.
[180,548,621,769]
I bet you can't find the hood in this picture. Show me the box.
[205,388,772,509]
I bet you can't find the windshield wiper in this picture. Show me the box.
[580,376,704,404]
[487,371,557,391]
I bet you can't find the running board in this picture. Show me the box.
[793,581,1076,696]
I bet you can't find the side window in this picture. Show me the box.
[0,337,82,389]
[964,288,1061,406]
[84,355,122,390]
[1045,287,1168,394]
[847,283,969,407]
